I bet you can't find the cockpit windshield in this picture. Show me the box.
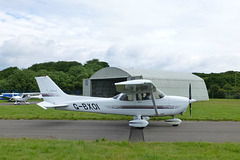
[155,89,165,99]
[113,94,120,99]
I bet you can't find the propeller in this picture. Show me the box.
[189,83,192,116]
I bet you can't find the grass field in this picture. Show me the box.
[0,99,239,121]
[0,138,240,160]
[1,100,240,160]
[0,99,41,104]
[0,100,11,103]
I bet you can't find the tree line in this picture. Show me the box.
[0,60,239,98]
[0,59,109,95]
[194,71,240,99]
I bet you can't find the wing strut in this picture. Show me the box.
[150,87,158,116]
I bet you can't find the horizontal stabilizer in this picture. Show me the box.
[37,101,68,110]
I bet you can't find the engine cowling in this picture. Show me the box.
[129,119,149,128]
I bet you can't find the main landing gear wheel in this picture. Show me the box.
[129,115,149,128]
[14,102,20,105]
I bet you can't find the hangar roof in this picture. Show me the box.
[91,67,201,81]
[90,67,209,101]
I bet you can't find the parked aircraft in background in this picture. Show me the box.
[0,93,20,100]
[35,75,196,128]
[0,92,42,105]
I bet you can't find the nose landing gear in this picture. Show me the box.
[165,116,182,126]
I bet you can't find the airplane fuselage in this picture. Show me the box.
[12,96,28,102]
[53,94,189,117]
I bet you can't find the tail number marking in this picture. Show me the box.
[73,103,100,110]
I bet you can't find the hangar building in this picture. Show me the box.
[83,67,209,101]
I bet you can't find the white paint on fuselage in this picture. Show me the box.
[55,95,189,117]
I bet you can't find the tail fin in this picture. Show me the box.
[35,76,67,104]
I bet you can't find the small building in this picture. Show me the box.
[83,67,209,101]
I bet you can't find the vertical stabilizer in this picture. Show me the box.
[35,76,67,104]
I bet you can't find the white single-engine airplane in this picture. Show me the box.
[35,75,196,128]
[1,93,42,105]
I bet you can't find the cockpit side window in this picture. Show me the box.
[118,89,165,101]
[142,93,151,100]
[136,93,151,101]
[136,90,165,101]
[120,94,133,101]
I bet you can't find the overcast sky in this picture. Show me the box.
[0,0,240,73]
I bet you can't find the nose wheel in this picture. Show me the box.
[165,116,182,126]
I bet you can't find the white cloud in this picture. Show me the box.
[0,0,240,73]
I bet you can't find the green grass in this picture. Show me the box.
[0,100,9,103]
[176,99,240,121]
[1,100,240,160]
[0,99,240,121]
[0,104,131,120]
[0,138,240,160]
[0,99,41,103]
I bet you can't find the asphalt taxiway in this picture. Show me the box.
[0,120,239,142]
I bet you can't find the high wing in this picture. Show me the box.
[115,79,159,116]
[115,79,156,94]
[22,92,41,96]
[0,95,12,100]
[22,93,42,99]
[0,93,20,100]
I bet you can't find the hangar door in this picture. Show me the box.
[91,78,127,97]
